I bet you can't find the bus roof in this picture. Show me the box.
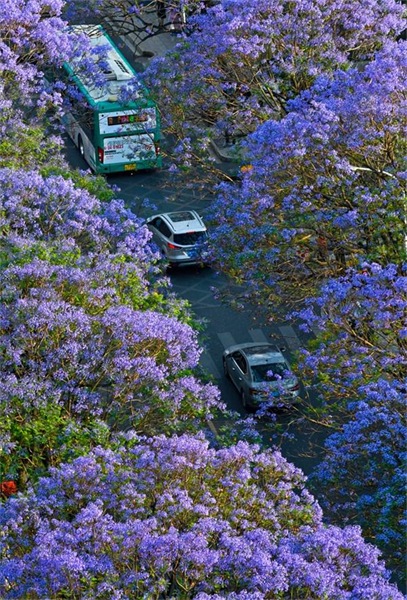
[64,24,153,111]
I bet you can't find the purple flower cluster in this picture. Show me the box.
[312,379,406,572]
[143,0,405,172]
[0,168,224,484]
[296,262,407,391]
[208,40,406,307]
[0,434,403,599]
[293,262,407,574]
[0,0,73,103]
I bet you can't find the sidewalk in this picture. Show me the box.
[208,135,242,163]
[107,5,178,66]
[122,29,177,64]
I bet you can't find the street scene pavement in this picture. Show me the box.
[3,3,405,597]
[65,15,322,474]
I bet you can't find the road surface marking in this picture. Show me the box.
[249,328,269,343]
[278,325,301,351]
[217,332,236,348]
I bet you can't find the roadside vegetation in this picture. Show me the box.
[0,0,405,597]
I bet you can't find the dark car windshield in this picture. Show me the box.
[251,362,288,382]
[173,231,207,246]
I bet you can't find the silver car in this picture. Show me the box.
[146,210,208,267]
[223,343,300,410]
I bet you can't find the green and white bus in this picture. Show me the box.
[62,24,162,174]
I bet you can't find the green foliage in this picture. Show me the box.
[0,124,63,171]
[0,403,111,487]
[41,164,116,203]
[0,240,82,272]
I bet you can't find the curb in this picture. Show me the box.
[209,140,239,163]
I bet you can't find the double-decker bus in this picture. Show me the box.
[62,24,162,174]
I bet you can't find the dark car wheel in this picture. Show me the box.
[223,358,230,378]
[241,389,256,413]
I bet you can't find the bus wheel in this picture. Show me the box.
[78,135,84,157]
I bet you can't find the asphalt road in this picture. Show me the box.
[66,137,325,474]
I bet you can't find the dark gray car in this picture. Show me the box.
[223,342,300,410]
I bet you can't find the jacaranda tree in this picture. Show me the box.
[0,0,73,97]
[208,40,407,308]
[296,262,407,399]
[309,379,407,577]
[0,0,115,173]
[0,168,223,486]
[293,262,407,574]
[0,0,72,169]
[143,0,405,174]
[0,433,403,599]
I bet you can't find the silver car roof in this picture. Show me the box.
[165,211,205,232]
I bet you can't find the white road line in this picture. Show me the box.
[199,351,222,380]
[278,325,302,351]
[249,328,269,343]
[217,332,236,348]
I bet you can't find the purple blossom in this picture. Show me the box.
[0,168,224,486]
[0,434,402,598]
[0,0,76,106]
[208,40,406,309]
[295,262,407,392]
[310,379,407,574]
[143,0,404,172]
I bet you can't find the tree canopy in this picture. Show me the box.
[0,167,223,485]
[208,40,406,306]
[143,0,405,173]
[0,434,403,599]
[1,0,406,595]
